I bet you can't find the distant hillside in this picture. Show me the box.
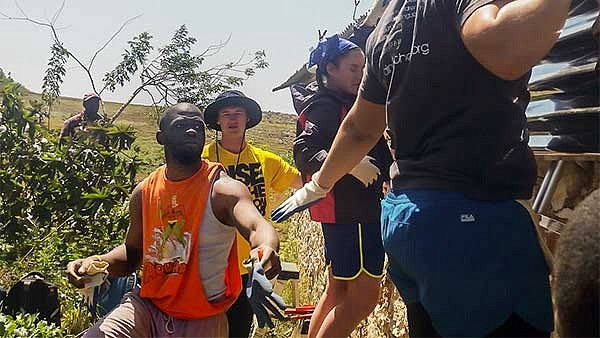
[1,61,296,166]
[23,91,297,167]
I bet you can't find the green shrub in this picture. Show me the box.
[0,80,141,335]
[0,313,65,338]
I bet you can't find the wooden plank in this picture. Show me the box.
[534,150,600,161]
[278,261,300,281]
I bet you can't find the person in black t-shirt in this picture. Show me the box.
[273,0,572,336]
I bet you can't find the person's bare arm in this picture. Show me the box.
[213,172,281,278]
[461,0,571,80]
[101,182,144,276]
[315,96,387,190]
[66,182,144,287]
[291,174,303,189]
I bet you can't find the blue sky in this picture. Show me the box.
[0,0,372,113]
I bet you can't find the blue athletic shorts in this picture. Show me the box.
[321,222,385,280]
[380,189,554,337]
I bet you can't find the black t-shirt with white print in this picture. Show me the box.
[360,0,537,201]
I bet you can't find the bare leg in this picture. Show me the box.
[315,273,381,338]
[307,270,348,338]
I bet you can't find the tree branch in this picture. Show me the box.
[4,1,100,93]
[141,87,165,120]
[7,1,143,98]
[197,34,231,58]
[110,85,146,124]
[14,0,27,18]
[50,0,65,25]
[70,54,99,92]
[88,14,142,70]
[0,12,52,27]
[141,87,160,107]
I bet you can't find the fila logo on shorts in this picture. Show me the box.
[460,214,476,223]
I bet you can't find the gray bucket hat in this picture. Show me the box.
[204,90,262,131]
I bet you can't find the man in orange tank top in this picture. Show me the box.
[66,103,281,337]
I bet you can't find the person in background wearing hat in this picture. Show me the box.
[284,35,393,338]
[202,90,302,338]
[59,93,103,143]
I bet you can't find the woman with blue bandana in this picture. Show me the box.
[288,34,393,338]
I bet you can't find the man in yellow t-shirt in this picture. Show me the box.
[202,90,301,337]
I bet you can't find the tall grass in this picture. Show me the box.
[289,212,409,338]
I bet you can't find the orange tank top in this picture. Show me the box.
[139,161,242,319]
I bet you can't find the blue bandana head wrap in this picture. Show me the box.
[307,35,359,75]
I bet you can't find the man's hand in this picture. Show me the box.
[246,261,287,329]
[65,256,103,289]
[271,174,330,223]
[73,259,110,306]
[250,245,281,280]
[349,155,381,187]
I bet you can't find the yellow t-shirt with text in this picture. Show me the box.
[202,141,299,273]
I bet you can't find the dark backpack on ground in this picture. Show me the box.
[5,271,61,326]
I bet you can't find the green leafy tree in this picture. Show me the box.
[0,81,140,335]
[103,25,268,123]
[0,82,138,262]
[41,42,68,113]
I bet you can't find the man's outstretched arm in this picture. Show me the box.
[213,172,281,278]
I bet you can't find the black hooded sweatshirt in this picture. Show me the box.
[291,83,393,224]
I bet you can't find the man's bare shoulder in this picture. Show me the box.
[130,180,145,200]
[211,171,252,226]
[212,171,249,198]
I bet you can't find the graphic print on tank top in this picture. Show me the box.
[145,194,192,278]
[380,0,431,82]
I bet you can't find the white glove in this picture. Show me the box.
[363,0,391,27]
[271,175,330,223]
[349,156,381,187]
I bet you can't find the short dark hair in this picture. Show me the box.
[554,189,599,337]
